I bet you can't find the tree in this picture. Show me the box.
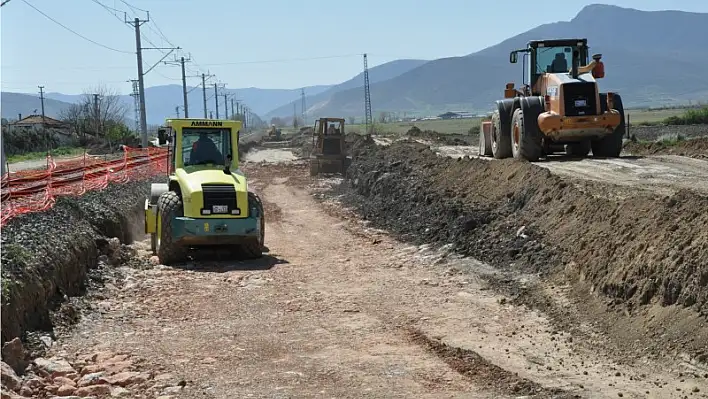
[60,85,129,141]
[378,112,389,124]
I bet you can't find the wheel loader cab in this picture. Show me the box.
[144,118,266,265]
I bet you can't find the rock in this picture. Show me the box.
[77,372,108,387]
[0,390,26,399]
[153,373,175,382]
[162,386,183,394]
[80,364,105,376]
[56,384,76,396]
[1,361,22,390]
[22,377,43,391]
[44,385,59,394]
[101,361,132,376]
[18,386,33,396]
[1,338,28,374]
[74,383,111,396]
[110,386,131,397]
[33,357,76,377]
[108,371,149,387]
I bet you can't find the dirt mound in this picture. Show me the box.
[405,126,471,146]
[1,178,159,347]
[338,140,708,362]
[623,136,708,158]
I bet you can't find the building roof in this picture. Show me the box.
[9,114,66,127]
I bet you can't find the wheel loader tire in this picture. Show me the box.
[565,141,591,157]
[511,106,543,162]
[478,123,493,156]
[240,192,265,259]
[491,110,512,159]
[156,191,188,265]
[592,93,625,157]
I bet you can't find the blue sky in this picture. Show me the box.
[2,0,707,95]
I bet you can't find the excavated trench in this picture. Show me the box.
[0,179,160,349]
[330,138,708,365]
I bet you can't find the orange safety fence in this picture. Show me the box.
[1,146,169,226]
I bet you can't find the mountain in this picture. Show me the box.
[264,59,429,119]
[1,92,75,120]
[39,84,334,125]
[312,4,708,117]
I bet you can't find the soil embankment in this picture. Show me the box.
[335,139,708,363]
[1,179,159,348]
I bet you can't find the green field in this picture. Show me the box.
[343,107,698,135]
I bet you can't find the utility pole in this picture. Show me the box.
[230,98,235,120]
[175,106,181,118]
[209,110,213,119]
[223,94,229,119]
[200,72,214,118]
[93,93,100,136]
[213,83,220,119]
[300,88,306,125]
[165,55,191,117]
[126,16,149,147]
[38,86,46,121]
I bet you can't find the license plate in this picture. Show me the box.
[212,205,228,214]
[574,99,587,107]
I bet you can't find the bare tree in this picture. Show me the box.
[378,112,389,124]
[59,85,131,150]
[81,85,128,137]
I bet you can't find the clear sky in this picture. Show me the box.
[2,0,707,95]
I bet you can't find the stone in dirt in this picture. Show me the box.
[77,371,109,387]
[74,383,111,396]
[110,386,131,397]
[1,361,22,391]
[108,371,149,387]
[56,384,76,395]
[1,339,28,375]
[33,357,76,377]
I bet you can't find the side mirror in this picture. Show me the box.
[510,52,518,64]
[157,128,167,145]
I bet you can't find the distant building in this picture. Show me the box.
[437,111,477,120]
[8,114,68,129]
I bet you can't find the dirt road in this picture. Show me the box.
[43,153,706,399]
[433,144,708,195]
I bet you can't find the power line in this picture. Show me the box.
[199,54,363,66]
[21,0,133,54]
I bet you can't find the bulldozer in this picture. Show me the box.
[144,118,265,265]
[265,124,282,141]
[309,117,351,176]
[478,38,625,161]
